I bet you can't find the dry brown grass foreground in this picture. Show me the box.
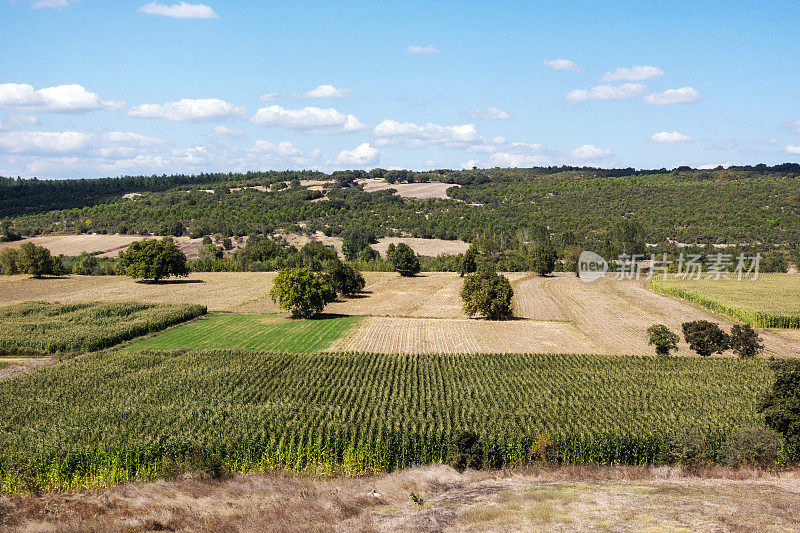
[3,271,800,356]
[1,465,798,532]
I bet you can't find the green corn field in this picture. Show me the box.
[0,349,779,491]
[0,302,206,355]
[650,277,800,328]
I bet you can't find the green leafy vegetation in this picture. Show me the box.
[0,350,780,491]
[269,267,336,318]
[647,324,679,356]
[759,360,800,450]
[460,269,514,320]
[651,275,800,328]
[681,320,729,357]
[119,238,189,282]
[386,243,421,277]
[127,314,361,353]
[0,301,205,355]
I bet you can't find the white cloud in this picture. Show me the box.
[373,119,478,146]
[467,107,511,120]
[566,83,645,103]
[332,143,379,166]
[302,84,351,98]
[209,125,243,138]
[0,130,163,157]
[650,131,693,143]
[644,87,700,106]
[489,153,552,167]
[698,162,731,169]
[250,105,365,134]
[246,140,320,166]
[601,65,664,82]
[128,98,244,122]
[406,44,438,55]
[0,113,38,130]
[571,144,612,160]
[543,59,580,72]
[460,160,480,169]
[424,159,436,167]
[787,145,800,155]
[0,83,122,113]
[786,120,800,134]
[138,1,218,18]
[259,92,278,102]
[31,0,79,8]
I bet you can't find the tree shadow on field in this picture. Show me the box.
[136,279,205,285]
[307,313,352,320]
[344,291,372,299]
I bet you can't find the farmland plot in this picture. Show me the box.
[0,234,210,259]
[357,178,458,199]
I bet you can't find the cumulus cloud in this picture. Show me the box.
[128,98,244,122]
[571,144,612,160]
[787,145,800,155]
[250,105,365,134]
[0,83,122,113]
[489,152,552,167]
[332,143,379,166]
[786,120,800,134]
[601,65,664,82]
[138,2,218,18]
[0,113,38,131]
[406,44,438,55]
[246,140,320,166]
[650,131,693,143]
[0,130,164,156]
[209,125,243,138]
[466,107,511,120]
[259,92,278,102]
[543,59,580,72]
[566,83,645,103]
[301,84,351,98]
[32,0,79,8]
[373,119,478,146]
[644,87,700,106]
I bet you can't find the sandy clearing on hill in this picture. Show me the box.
[0,234,216,259]
[0,357,56,381]
[357,178,459,199]
[280,233,469,258]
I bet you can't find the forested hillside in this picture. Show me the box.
[3,165,799,256]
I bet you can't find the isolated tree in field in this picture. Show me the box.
[323,259,365,296]
[681,320,729,357]
[119,238,188,282]
[387,243,420,277]
[529,242,558,276]
[16,242,61,278]
[270,267,336,318]
[461,268,514,320]
[0,248,19,275]
[647,324,679,356]
[729,324,764,358]
[759,360,800,449]
[459,244,479,277]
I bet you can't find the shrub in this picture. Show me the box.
[718,427,785,468]
[119,238,189,282]
[682,320,729,357]
[460,268,514,320]
[72,251,100,276]
[458,244,479,277]
[446,430,484,472]
[529,242,557,276]
[270,267,336,318]
[323,260,365,296]
[386,243,420,277]
[759,360,800,449]
[660,429,709,471]
[729,324,764,358]
[647,324,679,356]
[0,248,19,275]
[16,242,57,278]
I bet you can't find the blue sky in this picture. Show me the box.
[1,0,799,178]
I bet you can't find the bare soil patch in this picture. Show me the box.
[357,178,459,199]
[0,357,55,381]
[0,234,214,259]
[372,237,470,258]
[2,465,797,532]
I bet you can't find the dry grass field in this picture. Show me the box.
[2,271,800,356]
[357,178,458,199]
[2,465,798,532]
[0,234,210,259]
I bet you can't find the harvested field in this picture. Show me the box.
[0,234,216,259]
[2,465,798,532]
[357,178,458,199]
[339,317,606,354]
[371,237,470,257]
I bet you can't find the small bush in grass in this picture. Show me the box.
[660,429,709,472]
[447,430,484,472]
[729,324,764,358]
[647,324,679,356]
[718,426,785,468]
[682,320,729,357]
